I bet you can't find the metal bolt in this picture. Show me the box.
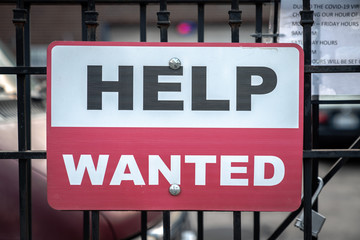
[169,184,181,196]
[169,57,181,70]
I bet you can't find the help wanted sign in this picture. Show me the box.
[47,42,303,211]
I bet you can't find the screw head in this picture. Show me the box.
[169,184,181,196]
[169,57,181,70]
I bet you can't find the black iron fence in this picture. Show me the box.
[0,0,359,239]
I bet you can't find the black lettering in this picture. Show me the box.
[192,67,229,111]
[87,66,133,110]
[143,66,183,110]
[236,67,277,111]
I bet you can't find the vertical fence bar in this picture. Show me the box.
[312,101,320,216]
[91,211,100,240]
[272,1,279,43]
[254,212,260,240]
[82,4,90,240]
[24,3,32,240]
[141,211,147,240]
[197,6,205,236]
[255,3,262,43]
[302,36,313,238]
[197,3,204,42]
[163,211,171,240]
[300,0,314,238]
[228,0,241,43]
[81,4,91,236]
[81,4,88,41]
[84,0,98,41]
[233,211,241,240]
[312,83,320,216]
[158,0,170,238]
[13,0,32,239]
[83,211,90,240]
[229,1,241,238]
[140,3,147,42]
[157,0,170,42]
[83,1,99,239]
[24,3,31,150]
[197,211,204,240]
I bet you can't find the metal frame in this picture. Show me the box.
[0,0,359,239]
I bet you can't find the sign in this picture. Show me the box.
[279,0,360,95]
[47,42,303,211]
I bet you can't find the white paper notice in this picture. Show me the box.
[279,0,360,95]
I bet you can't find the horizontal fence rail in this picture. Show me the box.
[2,149,360,160]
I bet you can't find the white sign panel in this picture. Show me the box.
[50,43,301,128]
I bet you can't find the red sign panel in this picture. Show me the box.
[47,42,304,211]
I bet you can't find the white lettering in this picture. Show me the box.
[149,155,181,185]
[185,155,216,185]
[220,156,248,186]
[110,155,145,185]
[63,154,286,186]
[63,154,108,185]
[253,156,285,186]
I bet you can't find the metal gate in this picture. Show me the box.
[0,0,359,239]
